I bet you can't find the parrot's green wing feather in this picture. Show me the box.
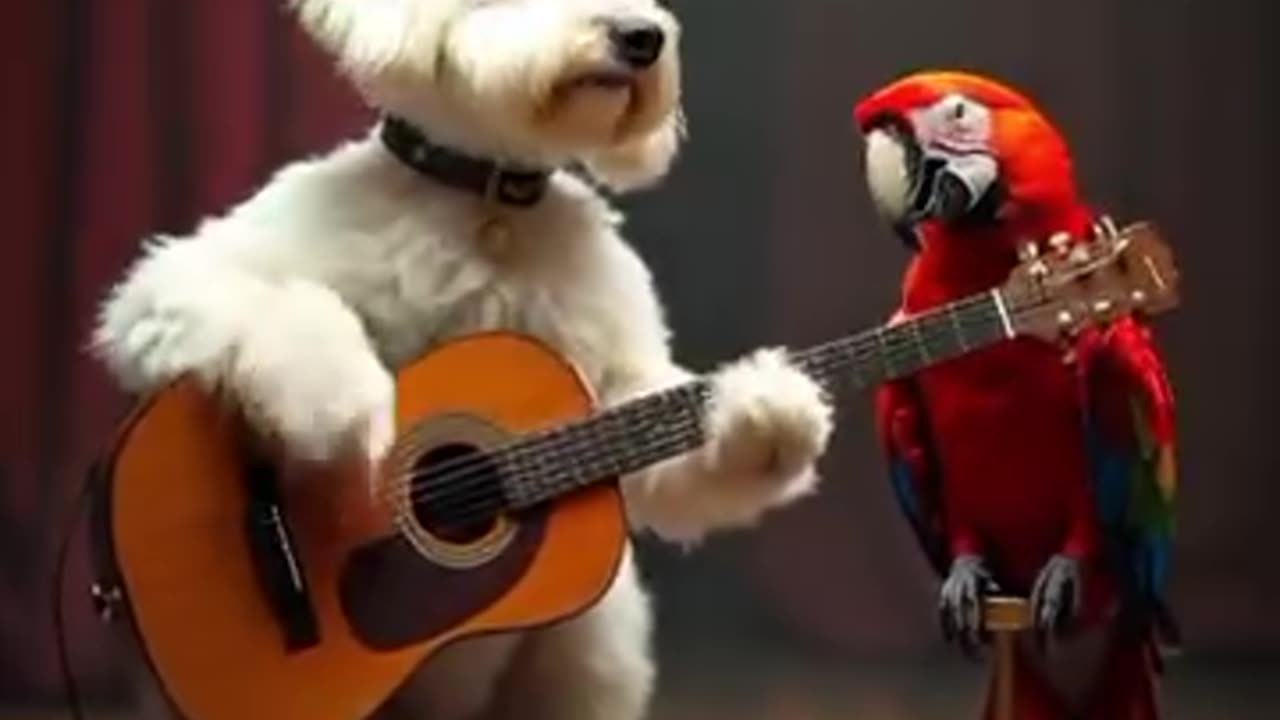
[1081,318,1180,650]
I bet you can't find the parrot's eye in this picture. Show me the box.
[914,94,994,154]
[942,95,980,122]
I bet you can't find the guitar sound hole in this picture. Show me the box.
[411,443,505,544]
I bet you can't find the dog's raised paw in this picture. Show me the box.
[703,348,834,484]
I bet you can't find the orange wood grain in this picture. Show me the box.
[109,332,626,720]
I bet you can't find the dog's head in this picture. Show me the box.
[291,0,684,191]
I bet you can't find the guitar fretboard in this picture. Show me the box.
[493,290,1015,511]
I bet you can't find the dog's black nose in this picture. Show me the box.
[608,19,665,69]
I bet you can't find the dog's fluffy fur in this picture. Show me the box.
[93,1,835,717]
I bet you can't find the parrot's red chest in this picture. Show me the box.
[916,339,1091,591]
[900,225,1100,593]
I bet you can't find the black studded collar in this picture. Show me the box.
[380,115,551,208]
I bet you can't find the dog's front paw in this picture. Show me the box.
[227,281,394,465]
[704,348,834,490]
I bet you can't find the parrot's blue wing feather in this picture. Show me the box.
[1080,319,1179,650]
[888,454,948,573]
[879,379,949,577]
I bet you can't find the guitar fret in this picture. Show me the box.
[818,340,853,389]
[850,335,880,386]
[613,415,647,473]
[875,327,898,379]
[577,417,624,485]
[967,298,1006,346]
[508,426,582,505]
[882,322,919,376]
[495,451,533,507]
[595,410,629,477]
[636,429,695,469]
[946,301,969,352]
[613,401,645,469]
[502,381,712,510]
[910,317,930,366]
[843,351,864,389]
[919,311,957,368]
[497,288,1018,515]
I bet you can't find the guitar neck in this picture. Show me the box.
[791,289,1015,390]
[499,289,1016,510]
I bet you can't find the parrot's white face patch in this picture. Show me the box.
[864,128,913,221]
[908,93,993,155]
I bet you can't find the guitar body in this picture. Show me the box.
[98,333,627,719]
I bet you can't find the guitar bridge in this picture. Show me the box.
[243,455,320,652]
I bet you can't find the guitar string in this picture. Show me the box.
[379,294,1028,527]
[405,344,982,529]
[378,290,998,514]
[384,385,709,519]
[378,292,995,517]
[383,294,1018,528]
[388,315,1025,531]
[379,292,1015,525]
[388,379,709,506]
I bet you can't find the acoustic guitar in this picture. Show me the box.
[85,220,1178,719]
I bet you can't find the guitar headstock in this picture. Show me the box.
[1000,217,1180,343]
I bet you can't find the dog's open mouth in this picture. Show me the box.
[562,69,635,92]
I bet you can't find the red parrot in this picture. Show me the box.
[853,71,1179,719]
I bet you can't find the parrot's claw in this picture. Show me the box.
[938,554,999,658]
[1030,554,1082,642]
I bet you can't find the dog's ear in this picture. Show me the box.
[581,107,686,193]
[288,0,447,77]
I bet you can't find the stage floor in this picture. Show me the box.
[648,656,1280,719]
[7,657,1277,719]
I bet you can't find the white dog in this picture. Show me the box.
[93,0,834,718]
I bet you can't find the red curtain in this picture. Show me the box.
[1,0,369,698]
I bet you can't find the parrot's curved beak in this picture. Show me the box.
[918,149,1000,223]
[858,99,1003,248]
[862,120,926,248]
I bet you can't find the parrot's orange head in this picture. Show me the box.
[853,70,1083,249]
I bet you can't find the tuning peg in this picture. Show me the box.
[1130,289,1148,304]
[1056,309,1074,328]
[1068,244,1092,265]
[1061,349,1078,366]
[1017,241,1039,262]
[1049,232,1072,255]
[1092,299,1114,315]
[1099,215,1119,239]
